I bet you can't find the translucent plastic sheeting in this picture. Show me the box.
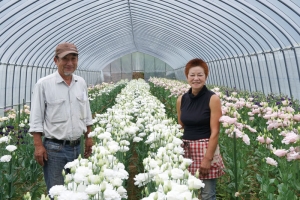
[1,0,300,101]
[1,0,299,69]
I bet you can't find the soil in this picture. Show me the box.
[127,147,140,200]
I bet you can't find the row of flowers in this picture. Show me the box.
[25,79,203,200]
[88,80,128,101]
[148,77,300,199]
[88,80,128,115]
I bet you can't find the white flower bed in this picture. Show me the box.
[46,79,203,200]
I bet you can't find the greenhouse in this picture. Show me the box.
[0,0,300,199]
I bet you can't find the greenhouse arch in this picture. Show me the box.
[1,1,300,199]
[0,0,300,112]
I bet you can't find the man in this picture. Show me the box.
[29,42,93,193]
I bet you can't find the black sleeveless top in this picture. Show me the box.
[180,85,215,140]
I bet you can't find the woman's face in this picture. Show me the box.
[187,66,207,90]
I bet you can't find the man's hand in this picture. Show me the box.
[84,137,93,158]
[32,132,47,166]
[34,145,47,166]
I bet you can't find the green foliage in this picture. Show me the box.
[0,122,46,199]
[89,81,127,114]
[149,82,178,121]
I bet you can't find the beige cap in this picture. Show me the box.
[55,42,78,58]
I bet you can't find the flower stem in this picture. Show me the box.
[8,153,13,200]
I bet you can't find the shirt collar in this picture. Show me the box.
[188,85,208,99]
[55,71,78,84]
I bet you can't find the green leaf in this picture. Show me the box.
[4,174,13,182]
[256,174,262,183]
[269,178,275,184]
[267,193,274,200]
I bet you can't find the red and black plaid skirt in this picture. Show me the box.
[182,138,225,179]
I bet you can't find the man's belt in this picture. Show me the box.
[45,137,80,146]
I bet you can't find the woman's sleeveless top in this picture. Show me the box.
[180,85,215,140]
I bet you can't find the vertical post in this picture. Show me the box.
[80,135,84,158]
[233,131,238,199]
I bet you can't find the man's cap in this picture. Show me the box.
[55,42,78,58]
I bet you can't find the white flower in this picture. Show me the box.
[173,146,184,155]
[76,184,87,192]
[119,146,129,152]
[144,191,166,200]
[57,191,88,200]
[107,141,120,153]
[19,123,25,128]
[134,173,150,187]
[0,136,11,144]
[64,174,73,184]
[104,186,121,199]
[120,140,130,146]
[171,168,184,180]
[97,132,112,140]
[181,158,193,167]
[85,184,101,195]
[187,176,205,189]
[115,168,129,180]
[172,137,182,145]
[88,131,96,138]
[235,192,240,197]
[0,155,12,162]
[106,127,112,132]
[166,183,192,200]
[88,174,101,184]
[73,173,86,184]
[49,185,66,198]
[111,177,123,187]
[149,167,161,177]
[116,162,125,170]
[76,166,92,177]
[138,132,146,137]
[133,137,143,142]
[100,181,107,192]
[117,186,127,198]
[107,155,117,163]
[6,145,17,152]
[103,169,115,180]
[65,159,79,169]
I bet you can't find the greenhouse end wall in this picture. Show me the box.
[103,52,175,82]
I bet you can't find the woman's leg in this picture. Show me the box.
[200,178,217,200]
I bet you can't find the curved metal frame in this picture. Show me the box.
[1,0,300,112]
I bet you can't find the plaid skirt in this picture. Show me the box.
[182,138,225,179]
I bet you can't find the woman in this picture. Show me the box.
[176,58,225,200]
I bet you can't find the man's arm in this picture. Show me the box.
[33,132,47,166]
[30,82,47,166]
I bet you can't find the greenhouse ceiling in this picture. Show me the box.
[1,0,300,71]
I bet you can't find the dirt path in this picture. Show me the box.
[127,147,140,200]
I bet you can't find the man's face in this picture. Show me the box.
[54,53,78,77]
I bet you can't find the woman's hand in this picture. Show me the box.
[200,157,212,175]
